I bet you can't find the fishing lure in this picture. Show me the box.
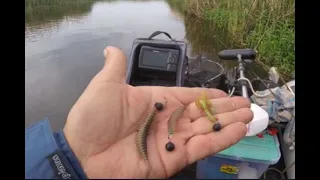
[165,106,186,152]
[167,106,186,140]
[136,99,166,166]
[195,92,221,131]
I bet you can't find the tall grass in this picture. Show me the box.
[166,0,295,77]
[25,0,96,8]
[184,16,236,57]
[25,0,96,24]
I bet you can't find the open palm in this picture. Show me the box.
[63,47,253,179]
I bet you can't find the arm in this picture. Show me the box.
[25,118,87,179]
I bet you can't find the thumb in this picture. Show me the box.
[95,46,127,83]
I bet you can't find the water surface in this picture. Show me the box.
[25,0,267,130]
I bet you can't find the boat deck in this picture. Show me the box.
[170,133,287,179]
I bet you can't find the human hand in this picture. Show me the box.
[63,46,253,178]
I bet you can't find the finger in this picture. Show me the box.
[94,46,127,83]
[186,122,247,164]
[166,87,227,105]
[191,108,253,136]
[187,96,251,121]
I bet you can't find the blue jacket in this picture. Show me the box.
[25,118,88,179]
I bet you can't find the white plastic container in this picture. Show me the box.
[196,134,281,179]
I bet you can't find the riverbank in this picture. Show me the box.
[166,0,295,77]
[25,0,97,23]
[25,0,96,7]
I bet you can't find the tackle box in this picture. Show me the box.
[196,134,281,179]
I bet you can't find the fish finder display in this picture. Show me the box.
[141,49,168,68]
[138,46,180,72]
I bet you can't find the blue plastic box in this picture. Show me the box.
[196,134,281,179]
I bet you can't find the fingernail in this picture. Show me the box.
[103,48,108,58]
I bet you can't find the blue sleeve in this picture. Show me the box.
[25,118,88,179]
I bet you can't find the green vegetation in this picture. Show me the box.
[25,0,161,23]
[25,0,159,8]
[184,17,235,57]
[25,0,96,8]
[166,0,295,77]
[25,0,97,24]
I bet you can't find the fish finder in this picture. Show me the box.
[138,46,180,72]
[126,31,188,87]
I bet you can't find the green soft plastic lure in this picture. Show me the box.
[167,106,186,140]
[195,92,218,123]
[136,99,166,166]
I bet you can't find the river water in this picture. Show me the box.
[25,0,267,130]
